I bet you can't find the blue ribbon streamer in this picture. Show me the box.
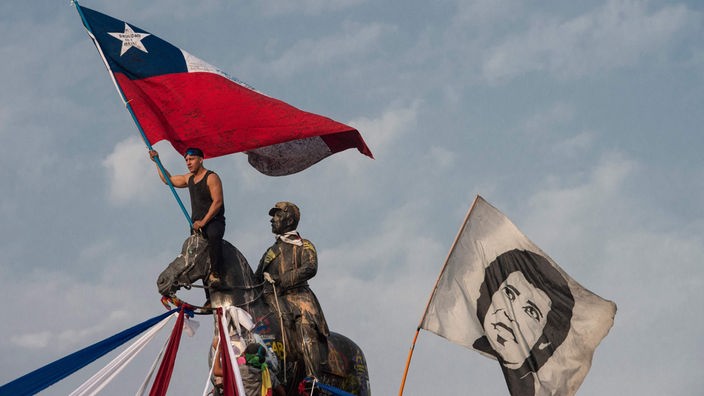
[304,377,357,396]
[0,309,178,396]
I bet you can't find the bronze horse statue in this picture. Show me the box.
[157,234,371,395]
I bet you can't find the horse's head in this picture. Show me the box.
[157,234,210,297]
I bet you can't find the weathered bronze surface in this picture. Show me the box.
[157,234,371,395]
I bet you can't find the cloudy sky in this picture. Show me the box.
[1,0,702,394]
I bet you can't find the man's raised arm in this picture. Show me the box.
[149,150,188,188]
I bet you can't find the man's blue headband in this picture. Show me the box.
[184,148,204,158]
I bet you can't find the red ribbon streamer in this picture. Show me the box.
[149,307,186,396]
[217,307,238,396]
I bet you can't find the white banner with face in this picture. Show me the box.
[421,196,616,396]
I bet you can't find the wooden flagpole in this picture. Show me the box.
[398,327,420,396]
[398,195,481,396]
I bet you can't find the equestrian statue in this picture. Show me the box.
[156,231,371,395]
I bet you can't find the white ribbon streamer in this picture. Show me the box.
[202,341,220,396]
[136,314,199,395]
[69,312,176,396]
[219,308,247,396]
[135,330,171,396]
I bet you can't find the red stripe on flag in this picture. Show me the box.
[114,72,371,160]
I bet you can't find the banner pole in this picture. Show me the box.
[398,195,481,395]
[419,195,480,328]
[398,327,420,396]
[73,0,192,228]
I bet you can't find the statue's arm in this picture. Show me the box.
[255,247,276,282]
[253,255,266,281]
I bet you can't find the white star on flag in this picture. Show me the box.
[108,23,150,56]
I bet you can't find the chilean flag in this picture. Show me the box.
[77,5,373,176]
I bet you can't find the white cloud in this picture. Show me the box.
[552,130,596,156]
[425,146,457,170]
[10,331,52,349]
[0,107,9,138]
[0,245,180,352]
[102,138,180,205]
[498,152,641,283]
[521,102,576,137]
[348,101,420,157]
[2,270,134,352]
[139,0,224,21]
[482,0,694,83]
[264,22,391,77]
[319,200,444,279]
[78,239,116,262]
[314,200,448,390]
[10,310,131,351]
[258,0,367,16]
[452,0,525,28]
[516,103,595,156]
[277,101,421,188]
[524,152,638,246]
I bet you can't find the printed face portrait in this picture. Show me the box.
[474,249,575,374]
[483,271,552,369]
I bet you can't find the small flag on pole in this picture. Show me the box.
[420,196,616,396]
[77,4,372,176]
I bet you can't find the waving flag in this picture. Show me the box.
[76,4,372,176]
[419,196,616,396]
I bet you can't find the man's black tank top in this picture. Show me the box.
[188,170,225,222]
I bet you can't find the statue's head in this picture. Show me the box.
[157,233,210,296]
[269,201,300,234]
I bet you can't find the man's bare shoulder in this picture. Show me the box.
[206,171,222,185]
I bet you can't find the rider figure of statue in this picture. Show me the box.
[150,148,227,296]
[255,202,329,379]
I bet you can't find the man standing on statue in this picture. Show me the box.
[255,202,329,379]
[149,148,226,291]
